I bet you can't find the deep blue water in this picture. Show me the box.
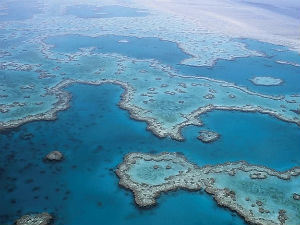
[0,0,42,21]
[46,34,300,95]
[0,83,299,224]
[65,5,148,18]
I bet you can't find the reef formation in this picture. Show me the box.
[15,213,53,225]
[250,76,283,86]
[197,130,220,143]
[45,151,63,161]
[116,152,300,225]
[1,54,300,142]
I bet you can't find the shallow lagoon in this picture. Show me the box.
[0,83,299,224]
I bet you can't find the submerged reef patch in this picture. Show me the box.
[15,212,53,225]
[197,130,220,143]
[250,76,283,86]
[116,152,300,225]
[45,151,63,162]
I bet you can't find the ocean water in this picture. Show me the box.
[0,83,299,224]
[0,0,42,21]
[1,5,300,223]
[176,38,300,95]
[0,37,27,49]
[45,34,189,66]
[65,5,148,18]
[46,34,300,95]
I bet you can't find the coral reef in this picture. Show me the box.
[116,152,300,225]
[15,213,52,225]
[197,130,220,143]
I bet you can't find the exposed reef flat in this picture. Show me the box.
[197,130,220,143]
[116,152,300,225]
[250,77,283,86]
[15,212,53,225]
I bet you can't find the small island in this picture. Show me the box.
[197,130,220,143]
[116,152,300,225]
[250,76,283,86]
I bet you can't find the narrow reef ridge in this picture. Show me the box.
[15,212,53,225]
[116,152,300,225]
[197,130,220,143]
[250,76,283,86]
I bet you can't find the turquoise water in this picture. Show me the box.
[1,1,300,224]
[175,54,300,95]
[45,34,189,66]
[65,5,148,18]
[128,158,188,185]
[0,0,42,21]
[212,171,300,224]
[1,7,300,223]
[0,36,26,49]
[0,83,299,224]
[176,38,300,95]
[238,38,300,64]
[46,34,300,95]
